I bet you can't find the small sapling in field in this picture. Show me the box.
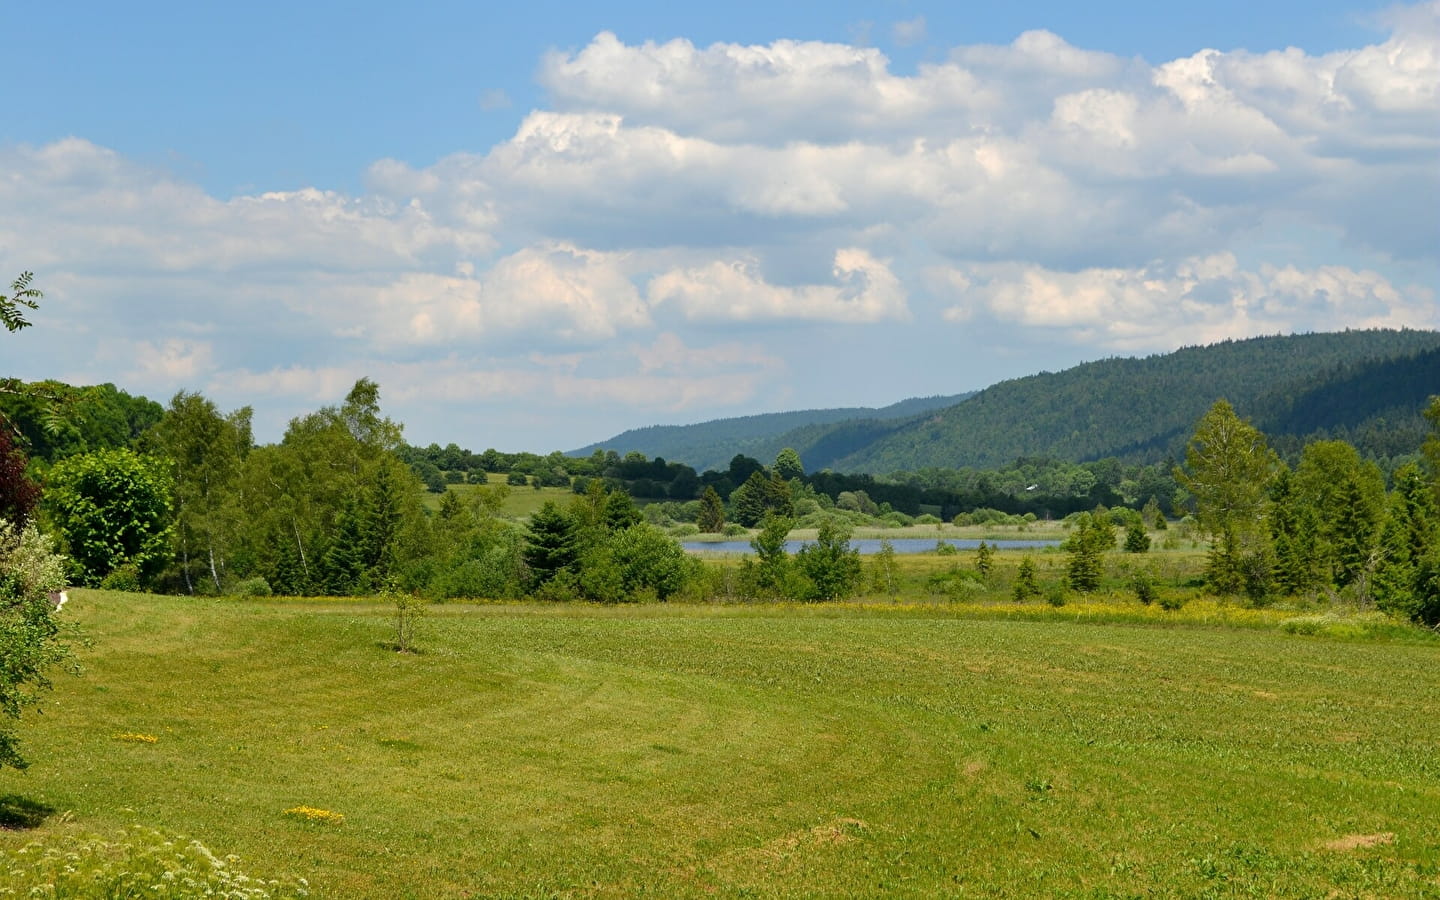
[383,584,426,653]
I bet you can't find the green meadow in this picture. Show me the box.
[3,586,1439,898]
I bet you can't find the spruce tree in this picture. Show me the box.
[1013,556,1041,602]
[523,501,579,588]
[321,499,368,595]
[1373,464,1439,622]
[1065,514,1105,593]
[975,541,994,578]
[1123,519,1151,553]
[1206,526,1244,596]
[697,486,726,533]
[748,513,793,598]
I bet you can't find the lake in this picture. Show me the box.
[682,538,1061,555]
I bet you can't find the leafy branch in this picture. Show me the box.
[1,272,43,333]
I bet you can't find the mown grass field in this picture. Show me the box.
[3,588,1439,898]
[419,474,574,518]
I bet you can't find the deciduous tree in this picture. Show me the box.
[1175,400,1277,541]
[795,519,861,602]
[45,448,172,585]
[0,520,74,769]
[774,447,805,482]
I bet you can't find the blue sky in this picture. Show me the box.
[4,1,1437,452]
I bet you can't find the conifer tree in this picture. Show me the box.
[322,499,368,595]
[1013,556,1041,602]
[1123,519,1151,553]
[523,501,578,588]
[1065,513,1106,593]
[1373,464,1439,623]
[1270,469,1320,597]
[975,540,994,578]
[747,513,793,598]
[697,486,726,533]
[1206,526,1244,596]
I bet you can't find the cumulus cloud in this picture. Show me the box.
[0,139,494,275]
[126,339,215,383]
[648,249,910,323]
[940,254,1438,350]
[518,13,1438,263]
[4,6,1437,448]
[361,244,651,347]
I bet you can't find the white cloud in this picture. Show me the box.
[941,254,1438,350]
[648,249,910,323]
[4,8,1437,449]
[126,339,215,383]
[892,16,927,47]
[359,244,651,347]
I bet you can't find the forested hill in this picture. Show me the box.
[833,329,1440,471]
[574,329,1440,473]
[570,393,971,473]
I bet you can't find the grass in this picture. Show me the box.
[3,590,1439,897]
[419,474,574,518]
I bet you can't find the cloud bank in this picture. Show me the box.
[3,3,1437,448]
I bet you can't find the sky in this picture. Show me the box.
[3,1,1437,453]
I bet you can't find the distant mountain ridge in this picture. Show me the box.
[832,329,1440,472]
[576,329,1440,473]
[570,394,973,473]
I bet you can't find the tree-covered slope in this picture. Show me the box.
[833,329,1440,471]
[570,393,971,472]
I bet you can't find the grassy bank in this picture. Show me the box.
[3,592,1438,897]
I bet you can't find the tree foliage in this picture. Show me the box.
[149,392,252,593]
[45,449,173,585]
[773,447,805,482]
[0,272,42,333]
[795,519,862,602]
[1064,513,1109,593]
[1177,400,1278,540]
[1013,556,1041,602]
[0,512,74,769]
[0,430,40,525]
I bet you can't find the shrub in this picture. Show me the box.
[233,576,273,597]
[1159,592,1188,611]
[721,523,748,537]
[533,570,582,602]
[913,514,941,526]
[1131,572,1158,605]
[794,520,862,602]
[99,563,142,592]
[669,523,700,537]
[1045,584,1069,607]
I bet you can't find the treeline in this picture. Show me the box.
[5,372,1440,621]
[1173,398,1440,625]
[401,438,1182,526]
